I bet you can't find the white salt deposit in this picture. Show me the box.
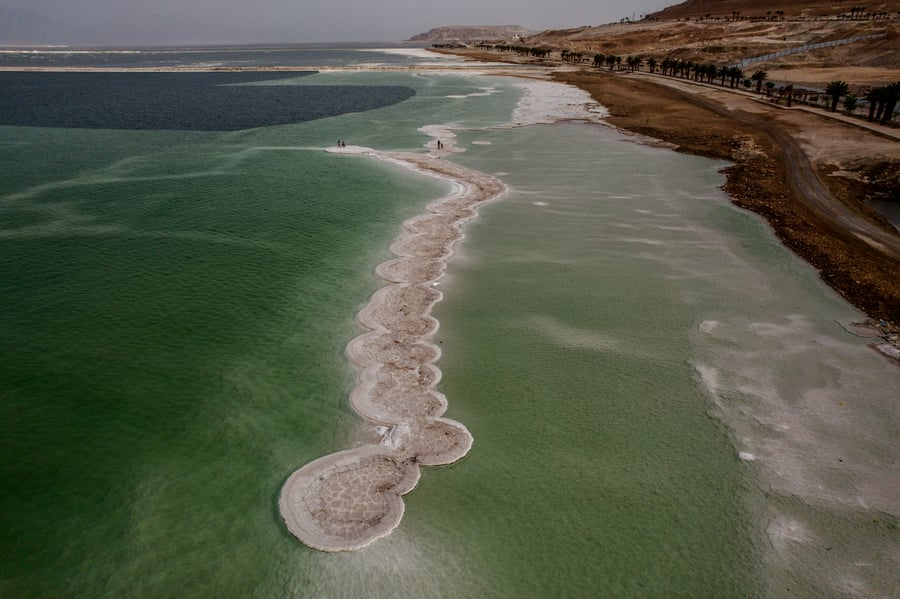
[510,79,608,126]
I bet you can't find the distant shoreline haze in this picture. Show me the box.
[0,0,678,46]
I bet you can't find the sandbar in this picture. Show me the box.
[279,144,506,551]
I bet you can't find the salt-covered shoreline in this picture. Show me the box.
[278,145,506,551]
[278,76,606,552]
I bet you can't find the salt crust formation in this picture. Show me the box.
[280,77,602,552]
[279,142,507,552]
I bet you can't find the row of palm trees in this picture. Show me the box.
[561,50,587,63]
[585,51,898,124]
[755,79,898,124]
[482,43,553,59]
[475,44,899,125]
[589,53,750,89]
[660,58,748,88]
[861,83,900,124]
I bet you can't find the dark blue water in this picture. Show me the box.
[0,71,415,130]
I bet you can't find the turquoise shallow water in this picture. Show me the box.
[1,48,897,598]
[427,124,761,597]
[1,127,446,597]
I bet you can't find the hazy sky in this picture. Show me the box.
[0,0,676,46]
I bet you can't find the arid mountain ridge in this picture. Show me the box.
[406,25,532,42]
[410,1,900,86]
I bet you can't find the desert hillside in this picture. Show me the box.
[414,2,899,87]
[442,1,900,88]
[647,0,900,20]
[522,18,899,71]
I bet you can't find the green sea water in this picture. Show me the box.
[2,52,897,598]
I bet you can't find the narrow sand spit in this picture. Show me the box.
[279,144,506,552]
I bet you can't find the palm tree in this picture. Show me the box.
[881,82,899,125]
[865,86,884,121]
[843,94,859,114]
[660,57,672,76]
[647,57,657,73]
[692,63,703,81]
[825,80,850,112]
[751,70,768,93]
[696,63,708,83]
[718,66,728,86]
[728,66,744,88]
